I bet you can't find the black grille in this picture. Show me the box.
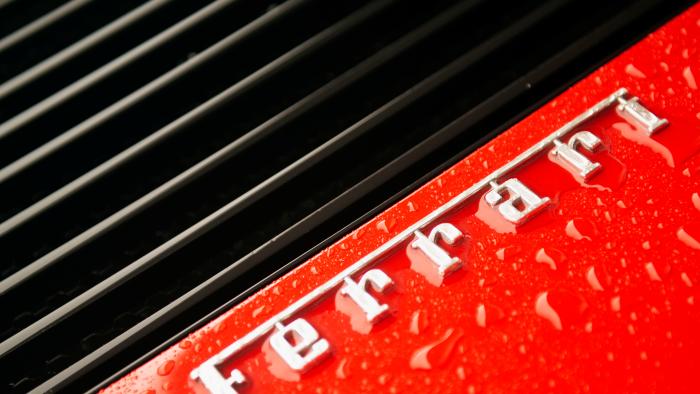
[0,0,693,392]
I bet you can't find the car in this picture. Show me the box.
[0,0,698,392]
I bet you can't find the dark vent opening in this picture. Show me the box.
[0,0,151,87]
[0,0,215,119]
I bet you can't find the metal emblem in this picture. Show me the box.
[616,95,668,135]
[550,131,603,180]
[410,223,464,281]
[339,269,393,324]
[190,87,673,392]
[484,179,550,225]
[269,319,331,372]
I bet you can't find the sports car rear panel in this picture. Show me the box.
[0,0,697,392]
[105,2,700,393]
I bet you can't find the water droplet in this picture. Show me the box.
[692,193,700,211]
[213,322,227,334]
[677,226,700,250]
[409,328,463,370]
[565,218,597,241]
[625,64,647,78]
[351,227,366,240]
[456,366,466,380]
[642,241,651,250]
[535,248,564,270]
[645,262,662,281]
[586,266,605,291]
[478,271,498,288]
[476,304,486,328]
[157,360,175,376]
[252,305,265,318]
[510,344,524,357]
[611,296,621,312]
[613,122,677,167]
[496,245,521,261]
[178,340,192,349]
[683,66,698,90]
[376,218,395,233]
[535,292,562,330]
[407,201,417,212]
[336,358,350,379]
[475,303,504,328]
[681,272,693,287]
[409,310,429,335]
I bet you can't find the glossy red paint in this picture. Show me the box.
[106,4,700,393]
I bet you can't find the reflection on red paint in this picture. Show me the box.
[409,328,463,370]
[613,118,700,168]
[677,224,700,250]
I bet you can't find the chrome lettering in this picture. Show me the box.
[339,269,393,324]
[270,319,330,372]
[485,179,550,225]
[410,223,463,278]
[550,131,603,180]
[616,95,668,135]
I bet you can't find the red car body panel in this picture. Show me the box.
[106,4,700,393]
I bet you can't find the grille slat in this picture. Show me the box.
[0,0,405,352]
[0,0,315,234]
[0,0,253,146]
[0,0,460,312]
[0,0,12,8]
[0,1,67,38]
[0,0,155,106]
[0,0,692,392]
[2,0,532,344]
[0,0,175,105]
[0,0,472,296]
[0,0,95,55]
[0,0,374,232]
